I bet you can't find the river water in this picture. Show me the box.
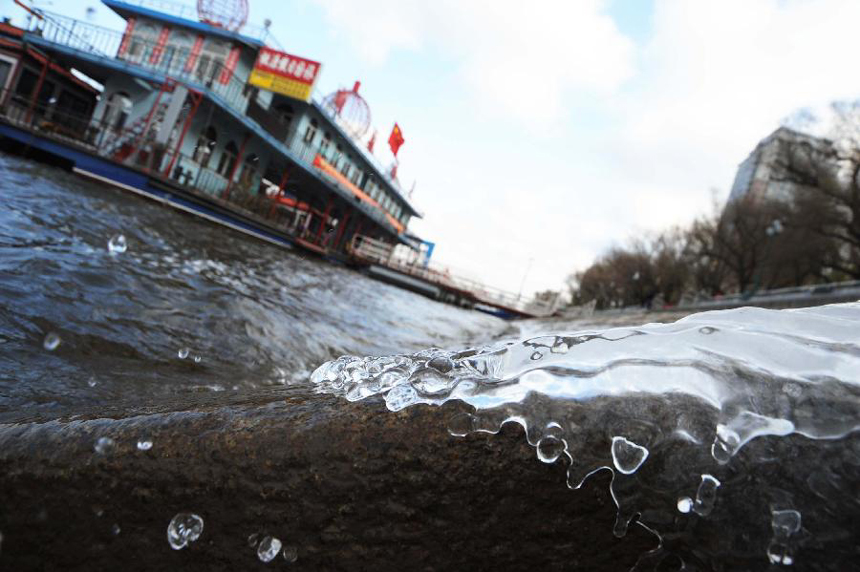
[0,153,506,423]
[2,152,858,570]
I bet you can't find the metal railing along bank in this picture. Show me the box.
[349,235,561,317]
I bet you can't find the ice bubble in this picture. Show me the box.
[167,512,204,550]
[530,351,544,361]
[536,435,565,463]
[677,497,693,513]
[94,436,115,455]
[282,544,298,563]
[692,474,721,516]
[611,436,649,475]
[193,355,202,363]
[108,234,127,254]
[257,536,282,563]
[177,347,189,359]
[447,412,474,437]
[137,439,153,451]
[427,356,454,373]
[411,370,450,396]
[111,523,121,536]
[43,332,61,351]
[87,377,98,388]
[384,385,418,412]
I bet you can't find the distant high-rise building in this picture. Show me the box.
[728,127,832,202]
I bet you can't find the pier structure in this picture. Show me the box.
[0,1,559,318]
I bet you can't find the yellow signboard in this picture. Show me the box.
[247,48,321,103]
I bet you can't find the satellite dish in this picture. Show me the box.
[321,81,372,140]
[197,0,249,32]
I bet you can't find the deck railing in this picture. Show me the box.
[27,13,253,112]
[105,0,276,45]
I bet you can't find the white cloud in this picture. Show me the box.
[311,0,635,124]
[310,0,860,296]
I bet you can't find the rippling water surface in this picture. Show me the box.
[0,153,505,422]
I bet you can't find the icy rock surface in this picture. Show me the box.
[312,304,860,570]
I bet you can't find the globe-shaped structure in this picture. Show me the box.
[322,81,372,140]
[197,0,249,32]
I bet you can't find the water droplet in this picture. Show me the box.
[193,355,202,363]
[94,436,115,455]
[698,326,717,335]
[427,356,454,373]
[677,497,693,513]
[93,506,104,517]
[767,509,801,566]
[87,377,98,388]
[257,536,282,562]
[611,436,649,475]
[177,347,189,359]
[107,234,127,254]
[248,532,261,547]
[530,351,543,361]
[167,512,204,550]
[384,385,417,411]
[550,340,569,354]
[282,544,298,563]
[43,332,61,351]
[692,474,721,516]
[111,523,121,536]
[447,412,474,437]
[137,439,153,451]
[711,425,740,464]
[536,435,565,463]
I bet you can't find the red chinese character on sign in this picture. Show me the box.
[303,64,316,80]
[294,61,306,78]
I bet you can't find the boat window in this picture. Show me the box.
[192,125,217,168]
[319,131,331,157]
[303,119,318,145]
[340,156,351,178]
[217,140,239,177]
[167,31,194,74]
[275,103,294,130]
[102,91,133,132]
[351,168,361,186]
[197,39,229,84]
[128,22,159,64]
[239,153,258,189]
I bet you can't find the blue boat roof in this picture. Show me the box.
[101,0,267,49]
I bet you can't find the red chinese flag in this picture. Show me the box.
[388,123,405,157]
[367,130,377,153]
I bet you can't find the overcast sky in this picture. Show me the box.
[6,0,860,295]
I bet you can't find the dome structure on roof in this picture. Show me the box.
[197,0,249,32]
[321,81,372,140]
